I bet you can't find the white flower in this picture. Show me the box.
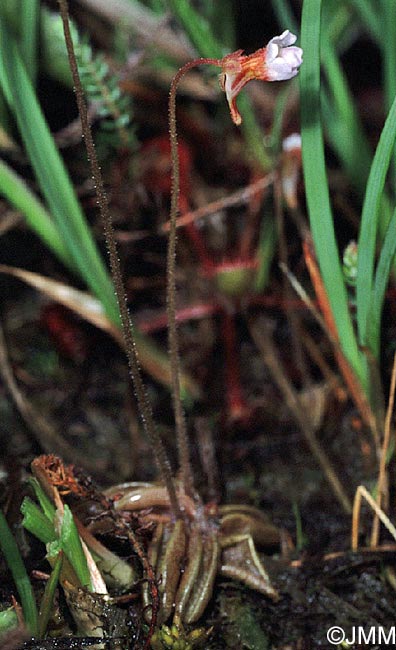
[219,31,303,125]
[265,31,303,82]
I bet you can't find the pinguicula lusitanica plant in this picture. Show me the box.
[300,0,396,421]
[58,0,302,639]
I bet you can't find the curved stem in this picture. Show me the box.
[168,58,220,494]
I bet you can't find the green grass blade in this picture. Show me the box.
[57,505,91,590]
[22,497,91,590]
[28,477,56,521]
[0,159,70,266]
[382,0,396,113]
[367,205,396,359]
[381,0,396,190]
[271,0,298,33]
[356,94,396,349]
[0,91,10,141]
[167,0,224,58]
[19,0,40,84]
[276,0,371,195]
[147,0,165,14]
[320,35,372,197]
[0,510,39,636]
[0,1,39,82]
[38,551,63,638]
[0,20,120,325]
[348,0,381,43]
[40,8,74,88]
[205,0,235,50]
[300,0,363,385]
[321,7,394,283]
[21,498,57,545]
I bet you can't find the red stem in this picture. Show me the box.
[221,310,248,420]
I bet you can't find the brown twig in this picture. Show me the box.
[352,484,396,551]
[161,173,275,233]
[370,352,396,546]
[303,236,377,439]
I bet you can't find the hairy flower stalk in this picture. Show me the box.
[57,0,182,530]
[168,32,302,494]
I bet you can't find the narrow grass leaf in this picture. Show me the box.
[0,510,39,636]
[300,0,363,385]
[381,0,396,189]
[28,477,56,522]
[238,93,271,171]
[38,551,63,638]
[58,505,91,590]
[348,0,381,44]
[19,0,40,84]
[21,498,57,545]
[323,2,357,55]
[322,8,393,273]
[271,0,298,33]
[320,35,372,197]
[40,8,74,88]
[367,205,396,359]
[147,0,164,14]
[356,94,396,348]
[168,0,224,58]
[0,159,70,266]
[205,0,235,49]
[0,21,120,325]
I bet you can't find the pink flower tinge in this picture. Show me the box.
[219,30,303,125]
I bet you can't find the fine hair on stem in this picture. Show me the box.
[57,0,181,519]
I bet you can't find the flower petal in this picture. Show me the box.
[264,32,303,82]
[270,30,297,48]
[218,30,303,124]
